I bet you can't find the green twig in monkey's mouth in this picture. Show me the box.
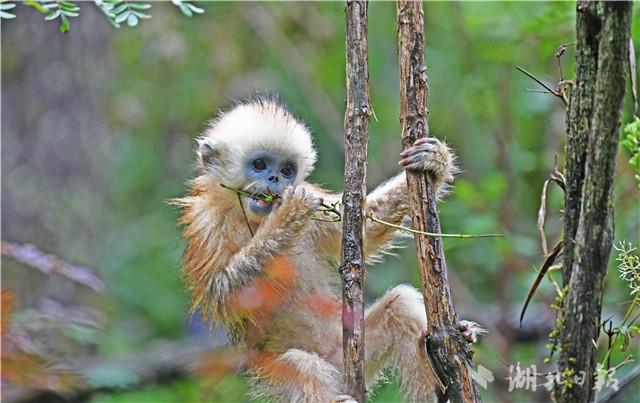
[219,183,341,222]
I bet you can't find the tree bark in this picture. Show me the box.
[396,1,481,402]
[555,2,632,402]
[340,1,369,401]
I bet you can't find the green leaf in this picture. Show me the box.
[114,10,129,23]
[59,13,69,33]
[62,10,79,17]
[0,2,16,19]
[111,4,128,14]
[173,0,203,17]
[128,3,151,10]
[42,2,59,10]
[187,2,203,14]
[59,1,79,12]
[179,4,191,17]
[23,0,47,13]
[44,9,60,20]
[132,10,150,19]
[126,12,138,27]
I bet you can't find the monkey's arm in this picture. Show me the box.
[362,172,411,259]
[194,187,319,321]
[312,137,455,261]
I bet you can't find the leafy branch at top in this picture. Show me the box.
[6,0,204,32]
[171,0,203,18]
[97,0,151,28]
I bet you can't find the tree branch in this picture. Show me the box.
[340,0,369,401]
[396,1,481,402]
[555,2,632,401]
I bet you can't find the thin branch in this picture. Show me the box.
[1,241,105,293]
[555,41,576,82]
[367,214,503,239]
[515,65,567,106]
[537,155,566,256]
[341,0,369,400]
[236,193,254,238]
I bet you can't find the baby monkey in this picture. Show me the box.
[175,95,484,402]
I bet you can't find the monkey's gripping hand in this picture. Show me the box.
[399,137,457,187]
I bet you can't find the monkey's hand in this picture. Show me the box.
[399,137,456,184]
[256,186,321,249]
[459,320,488,344]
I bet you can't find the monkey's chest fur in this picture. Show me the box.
[242,243,343,361]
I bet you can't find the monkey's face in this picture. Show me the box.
[243,150,297,216]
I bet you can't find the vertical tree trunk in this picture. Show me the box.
[340,1,369,401]
[555,2,632,402]
[396,1,481,402]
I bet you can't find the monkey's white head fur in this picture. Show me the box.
[197,95,317,186]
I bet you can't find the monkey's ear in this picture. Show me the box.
[196,137,223,171]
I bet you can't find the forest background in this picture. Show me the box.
[2,1,639,402]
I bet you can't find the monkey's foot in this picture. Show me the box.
[459,320,488,343]
[332,395,358,403]
[399,137,455,181]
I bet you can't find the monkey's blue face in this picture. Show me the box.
[243,150,297,216]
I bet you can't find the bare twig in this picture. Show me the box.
[555,41,576,82]
[367,214,503,239]
[537,155,566,256]
[236,193,255,238]
[515,65,568,106]
[1,241,105,293]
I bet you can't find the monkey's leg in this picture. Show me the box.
[364,284,439,403]
[251,349,344,403]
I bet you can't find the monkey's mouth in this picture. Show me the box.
[244,191,278,216]
[251,198,270,209]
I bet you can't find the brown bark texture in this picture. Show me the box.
[396,1,481,402]
[340,1,369,401]
[555,1,632,402]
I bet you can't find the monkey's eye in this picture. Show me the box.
[252,159,267,171]
[281,162,295,177]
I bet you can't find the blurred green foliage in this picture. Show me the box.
[2,1,639,402]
